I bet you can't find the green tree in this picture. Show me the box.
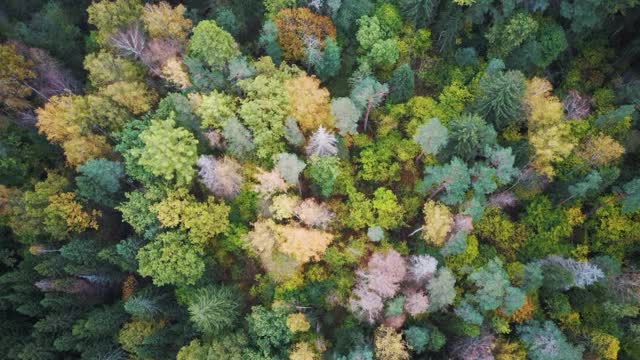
[188,20,240,69]
[388,64,415,103]
[413,118,448,156]
[132,115,198,186]
[517,321,583,360]
[308,156,341,198]
[75,159,125,207]
[137,231,205,286]
[372,188,404,230]
[246,305,293,357]
[476,69,526,130]
[422,157,471,205]
[447,114,497,161]
[187,285,241,336]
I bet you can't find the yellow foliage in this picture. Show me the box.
[529,124,573,178]
[0,43,35,111]
[46,192,99,234]
[523,77,563,130]
[374,326,409,360]
[161,57,191,89]
[36,95,114,166]
[100,81,158,115]
[289,342,320,360]
[524,78,575,179]
[152,188,230,245]
[577,133,625,166]
[141,2,192,42]
[421,200,453,247]
[284,75,334,132]
[286,313,311,333]
[276,224,334,264]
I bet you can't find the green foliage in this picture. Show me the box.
[246,305,293,357]
[137,231,205,286]
[517,320,584,360]
[308,156,340,198]
[389,64,415,103]
[447,114,497,161]
[477,69,525,130]
[188,20,240,69]
[187,285,241,336]
[75,159,124,207]
[132,116,198,186]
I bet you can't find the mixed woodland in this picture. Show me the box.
[1,0,640,359]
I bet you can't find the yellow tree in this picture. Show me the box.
[421,200,453,247]
[0,43,35,111]
[141,2,192,43]
[87,0,143,46]
[577,133,625,167]
[100,81,158,115]
[524,77,575,178]
[374,326,409,360]
[36,95,112,166]
[284,74,334,132]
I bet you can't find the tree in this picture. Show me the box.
[399,0,439,28]
[306,127,338,157]
[294,198,333,229]
[36,95,115,166]
[308,155,340,197]
[197,156,244,200]
[404,289,429,316]
[350,76,389,130]
[422,157,471,205]
[562,90,591,120]
[44,192,100,239]
[372,188,404,230]
[141,2,192,43]
[100,81,157,115]
[132,116,198,186]
[524,78,574,178]
[0,43,35,112]
[517,321,584,360]
[188,20,240,69]
[448,114,497,161]
[15,2,83,68]
[374,326,409,360]
[87,0,143,46]
[76,159,125,207]
[311,37,341,81]
[538,256,604,289]
[246,305,293,357]
[476,69,526,130]
[389,64,415,103]
[275,224,334,265]
[83,51,143,88]
[152,188,230,245]
[274,8,336,62]
[451,332,496,360]
[187,285,240,335]
[194,90,236,129]
[331,97,361,136]
[621,178,640,214]
[238,71,290,160]
[407,255,438,284]
[284,74,333,132]
[222,116,255,159]
[413,118,449,156]
[426,267,456,311]
[274,153,306,185]
[468,258,525,314]
[137,231,205,286]
[563,170,602,204]
[576,133,625,167]
[420,200,453,247]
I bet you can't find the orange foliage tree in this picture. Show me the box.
[274,8,336,62]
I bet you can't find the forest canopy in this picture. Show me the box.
[1,0,640,359]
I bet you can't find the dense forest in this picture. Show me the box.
[1,0,640,359]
